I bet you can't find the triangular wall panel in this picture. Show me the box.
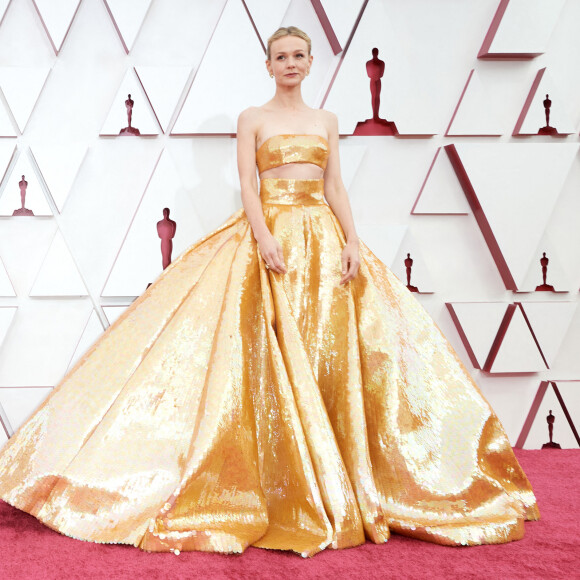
[518,380,579,449]
[0,300,92,387]
[446,302,508,369]
[29,143,87,213]
[244,0,290,48]
[100,68,161,136]
[319,0,365,49]
[446,70,504,136]
[103,0,153,53]
[337,139,366,191]
[479,0,567,59]
[519,302,577,367]
[0,99,16,137]
[0,219,57,296]
[29,229,88,296]
[518,234,570,292]
[0,66,51,132]
[490,306,547,373]
[134,66,191,133]
[411,147,470,215]
[447,143,578,290]
[0,141,17,190]
[32,0,82,54]
[0,149,53,216]
[0,257,15,296]
[102,150,205,296]
[514,68,576,136]
[0,306,17,350]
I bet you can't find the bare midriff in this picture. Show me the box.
[258,162,325,180]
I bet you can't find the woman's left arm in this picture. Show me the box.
[323,111,360,285]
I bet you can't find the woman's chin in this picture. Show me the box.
[280,76,302,85]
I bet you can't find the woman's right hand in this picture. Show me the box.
[256,231,287,274]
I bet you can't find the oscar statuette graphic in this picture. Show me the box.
[538,94,559,136]
[12,175,34,216]
[405,253,418,292]
[542,410,561,449]
[353,48,399,136]
[157,207,176,269]
[147,208,176,290]
[535,252,555,291]
[119,93,141,136]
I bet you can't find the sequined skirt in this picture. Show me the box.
[0,177,539,556]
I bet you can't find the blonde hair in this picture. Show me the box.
[266,26,311,60]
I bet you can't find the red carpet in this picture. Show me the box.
[0,449,578,579]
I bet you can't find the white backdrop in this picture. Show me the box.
[0,0,579,449]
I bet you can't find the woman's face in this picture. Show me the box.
[267,35,312,85]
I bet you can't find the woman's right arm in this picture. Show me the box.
[237,109,287,274]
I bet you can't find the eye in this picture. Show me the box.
[296,53,304,58]
[277,55,285,60]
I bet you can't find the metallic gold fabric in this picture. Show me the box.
[0,136,539,557]
[260,178,325,206]
[256,134,329,173]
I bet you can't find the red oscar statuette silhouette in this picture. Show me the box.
[405,253,418,292]
[147,208,177,290]
[537,94,559,136]
[542,410,561,449]
[157,207,176,270]
[353,48,399,136]
[535,252,555,291]
[12,174,34,216]
[119,93,141,136]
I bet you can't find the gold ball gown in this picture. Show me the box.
[0,134,539,557]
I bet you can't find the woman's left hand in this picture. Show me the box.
[340,240,360,285]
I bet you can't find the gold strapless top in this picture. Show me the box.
[256,134,329,174]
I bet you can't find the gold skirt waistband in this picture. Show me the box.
[260,178,325,206]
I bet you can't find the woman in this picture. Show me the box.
[0,26,539,557]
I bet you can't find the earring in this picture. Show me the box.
[306,69,310,76]
[270,73,274,78]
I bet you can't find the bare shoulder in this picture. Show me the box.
[319,108,337,122]
[318,108,338,136]
[237,106,261,130]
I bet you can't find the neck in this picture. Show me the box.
[271,83,307,110]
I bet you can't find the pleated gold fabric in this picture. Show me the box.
[0,135,539,557]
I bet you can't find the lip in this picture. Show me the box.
[285,73,298,77]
